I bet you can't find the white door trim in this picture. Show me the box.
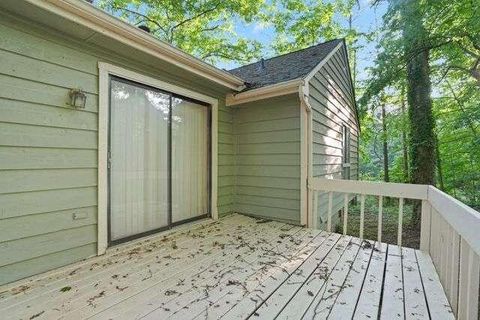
[97,62,219,255]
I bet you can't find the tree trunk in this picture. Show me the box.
[381,104,390,183]
[401,0,436,227]
[471,68,480,87]
[401,86,409,183]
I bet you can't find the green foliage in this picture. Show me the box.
[95,0,479,206]
[360,0,480,206]
[263,0,356,54]
[434,81,480,206]
[98,0,266,64]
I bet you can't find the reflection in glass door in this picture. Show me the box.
[109,78,170,242]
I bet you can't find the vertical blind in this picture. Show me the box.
[109,78,210,242]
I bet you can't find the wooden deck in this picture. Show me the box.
[0,214,454,320]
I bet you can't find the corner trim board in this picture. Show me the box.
[299,84,313,227]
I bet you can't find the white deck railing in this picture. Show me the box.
[310,178,480,320]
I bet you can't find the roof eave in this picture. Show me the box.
[26,0,245,91]
[226,79,303,106]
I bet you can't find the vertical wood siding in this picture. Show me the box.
[232,95,301,224]
[0,13,232,285]
[309,45,360,226]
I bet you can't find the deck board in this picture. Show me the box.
[251,233,340,320]
[0,214,454,320]
[275,236,353,319]
[327,239,375,318]
[301,237,362,319]
[402,247,429,319]
[380,245,405,319]
[352,242,387,319]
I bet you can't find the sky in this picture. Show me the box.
[219,0,388,84]
[94,0,388,85]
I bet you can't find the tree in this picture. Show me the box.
[424,0,480,87]
[261,0,364,81]
[400,85,409,183]
[399,0,436,194]
[381,102,390,182]
[263,0,357,53]
[360,0,479,208]
[98,0,265,64]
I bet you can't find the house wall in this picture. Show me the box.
[308,44,360,227]
[232,94,301,224]
[0,11,233,285]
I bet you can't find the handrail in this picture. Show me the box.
[427,186,480,256]
[309,178,428,200]
[310,178,480,319]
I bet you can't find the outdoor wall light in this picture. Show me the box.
[69,89,87,108]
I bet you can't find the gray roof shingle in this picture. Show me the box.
[228,39,343,91]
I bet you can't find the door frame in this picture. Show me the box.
[97,62,219,255]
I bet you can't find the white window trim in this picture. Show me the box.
[97,62,219,255]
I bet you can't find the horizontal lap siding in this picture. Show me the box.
[309,45,359,225]
[233,95,301,224]
[218,103,235,216]
[0,14,230,284]
[0,19,100,285]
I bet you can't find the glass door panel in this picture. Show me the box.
[109,78,170,241]
[171,97,209,223]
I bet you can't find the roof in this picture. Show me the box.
[228,39,343,91]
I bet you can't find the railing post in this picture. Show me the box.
[398,198,404,247]
[343,193,349,235]
[420,199,432,252]
[378,195,383,243]
[359,194,365,239]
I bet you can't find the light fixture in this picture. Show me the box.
[68,89,87,109]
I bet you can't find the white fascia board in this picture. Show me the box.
[26,0,245,91]
[226,79,303,106]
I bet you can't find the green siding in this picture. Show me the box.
[0,11,233,285]
[232,95,301,224]
[218,106,235,217]
[0,7,361,286]
[309,44,360,226]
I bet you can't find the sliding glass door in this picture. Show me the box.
[109,76,210,243]
[172,98,210,223]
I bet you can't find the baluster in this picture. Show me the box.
[343,193,349,235]
[378,196,383,243]
[313,190,319,229]
[360,194,365,239]
[398,197,404,246]
[327,191,333,232]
